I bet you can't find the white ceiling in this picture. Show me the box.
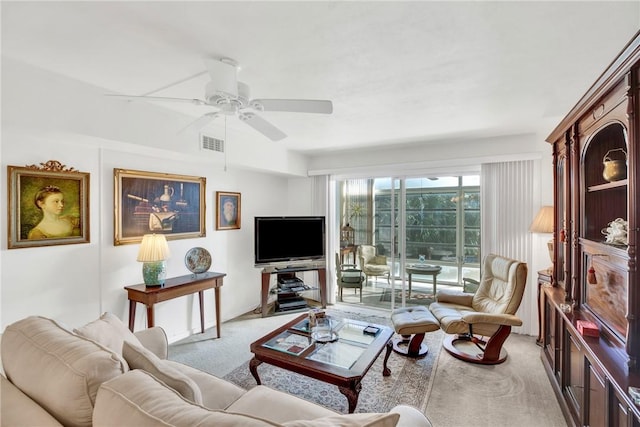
[2,1,639,155]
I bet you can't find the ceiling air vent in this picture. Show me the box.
[201,134,224,153]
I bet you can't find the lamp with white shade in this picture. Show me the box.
[530,206,554,273]
[137,234,171,286]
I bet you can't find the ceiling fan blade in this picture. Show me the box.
[203,58,238,98]
[106,94,208,106]
[178,112,219,134]
[251,99,333,114]
[239,112,287,141]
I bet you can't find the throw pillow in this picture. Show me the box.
[1,316,128,427]
[122,341,203,405]
[282,412,400,427]
[74,312,143,355]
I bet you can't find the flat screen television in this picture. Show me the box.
[254,216,326,266]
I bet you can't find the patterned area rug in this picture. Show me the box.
[223,308,443,414]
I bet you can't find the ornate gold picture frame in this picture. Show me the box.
[114,169,206,245]
[216,191,241,230]
[8,160,90,249]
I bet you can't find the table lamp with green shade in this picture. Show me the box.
[137,234,171,286]
[530,205,554,273]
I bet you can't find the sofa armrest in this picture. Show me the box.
[462,312,523,327]
[1,375,64,426]
[435,290,474,306]
[390,405,432,427]
[134,326,168,359]
[94,370,275,427]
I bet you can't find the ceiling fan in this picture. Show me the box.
[107,57,333,141]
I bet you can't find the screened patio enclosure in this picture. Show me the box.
[337,175,480,310]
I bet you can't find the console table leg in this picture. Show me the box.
[214,287,221,338]
[338,382,362,413]
[146,304,155,328]
[198,290,205,333]
[249,358,263,385]
[383,341,392,377]
[128,300,136,332]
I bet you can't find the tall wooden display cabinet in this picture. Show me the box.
[542,31,640,426]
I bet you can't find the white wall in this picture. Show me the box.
[0,125,295,340]
[0,58,302,341]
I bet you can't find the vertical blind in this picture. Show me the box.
[481,160,536,335]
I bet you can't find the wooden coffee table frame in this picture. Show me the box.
[249,314,394,413]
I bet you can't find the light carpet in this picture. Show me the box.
[425,333,567,427]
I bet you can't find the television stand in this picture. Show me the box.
[261,265,326,318]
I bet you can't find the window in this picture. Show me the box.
[340,176,480,286]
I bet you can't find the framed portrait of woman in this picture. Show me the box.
[8,160,90,249]
[216,191,241,230]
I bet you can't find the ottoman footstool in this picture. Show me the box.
[390,306,440,357]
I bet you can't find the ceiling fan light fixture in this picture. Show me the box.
[204,58,238,99]
[236,81,250,106]
[111,56,332,142]
[220,57,239,69]
[219,104,237,116]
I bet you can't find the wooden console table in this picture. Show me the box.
[125,272,225,336]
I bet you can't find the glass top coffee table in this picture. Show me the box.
[249,313,394,413]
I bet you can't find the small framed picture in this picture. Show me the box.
[216,191,241,230]
[8,160,90,249]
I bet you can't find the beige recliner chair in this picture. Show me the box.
[429,253,527,364]
[357,245,391,285]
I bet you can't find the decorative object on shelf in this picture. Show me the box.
[559,300,575,313]
[7,160,90,249]
[137,234,171,286]
[587,254,608,285]
[184,247,212,274]
[418,254,426,264]
[529,206,554,271]
[340,223,354,247]
[601,217,628,245]
[587,265,597,284]
[577,320,599,337]
[216,191,241,230]
[311,316,338,343]
[114,169,206,245]
[602,148,627,182]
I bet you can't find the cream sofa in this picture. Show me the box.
[1,313,432,427]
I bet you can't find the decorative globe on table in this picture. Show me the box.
[184,247,212,274]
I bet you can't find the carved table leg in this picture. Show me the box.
[249,358,263,385]
[338,382,362,413]
[383,340,392,377]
